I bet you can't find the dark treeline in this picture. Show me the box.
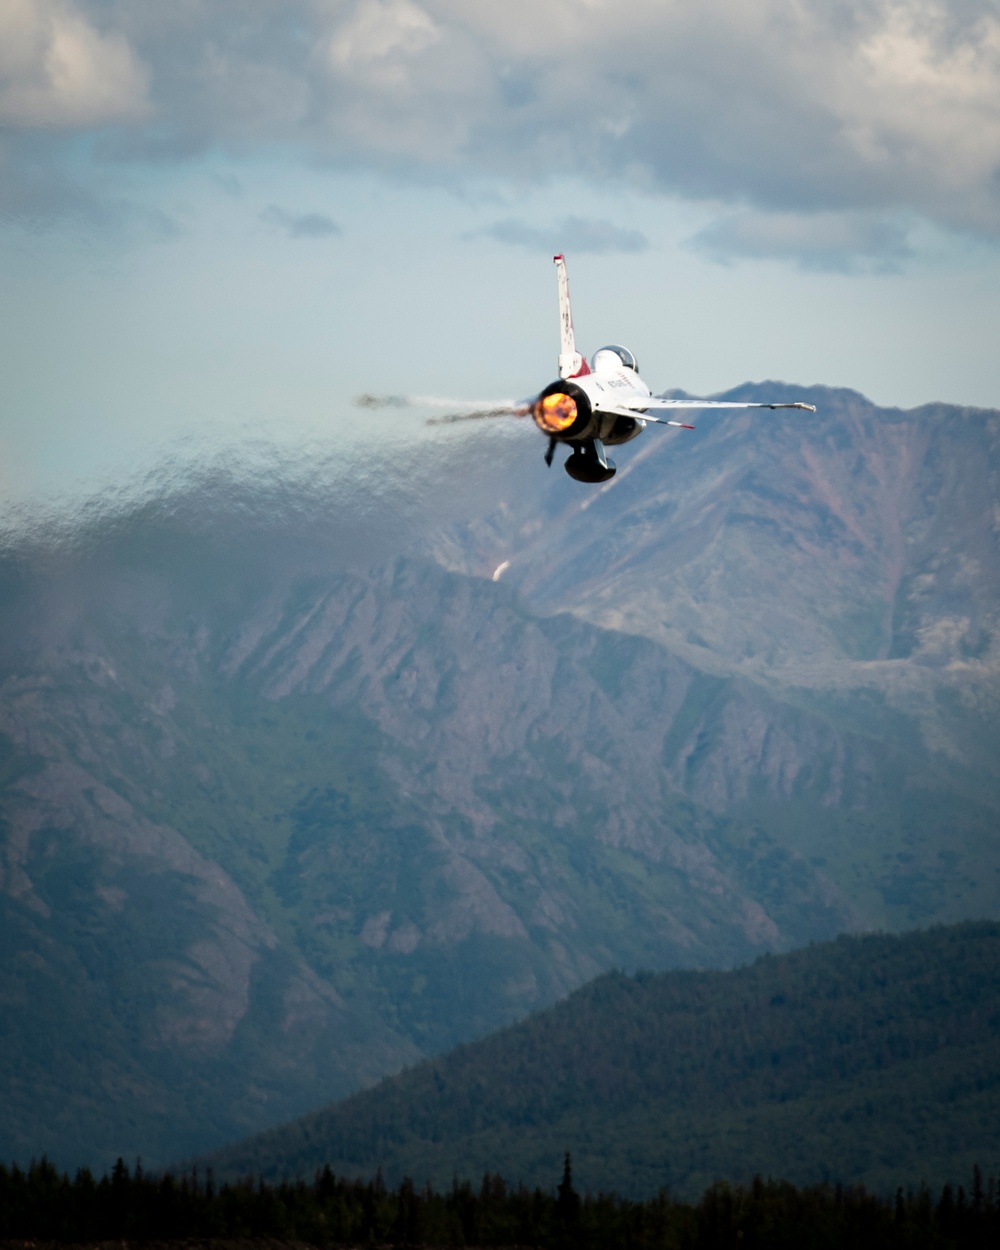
[2,1155,1000,1249]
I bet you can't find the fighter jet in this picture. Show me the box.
[528,254,815,483]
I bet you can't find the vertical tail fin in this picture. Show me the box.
[554,254,587,378]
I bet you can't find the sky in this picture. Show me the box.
[2,0,1000,512]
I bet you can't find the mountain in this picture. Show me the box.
[1,384,998,1173]
[428,383,1000,767]
[202,921,1000,1200]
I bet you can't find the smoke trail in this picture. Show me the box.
[426,407,527,425]
[356,393,524,409]
[354,394,411,409]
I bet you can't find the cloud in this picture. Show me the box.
[0,0,148,128]
[480,216,649,255]
[329,0,441,70]
[689,210,915,273]
[3,0,1000,249]
[259,205,342,239]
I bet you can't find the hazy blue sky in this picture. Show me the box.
[3,0,1000,509]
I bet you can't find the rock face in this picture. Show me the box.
[1,384,998,1172]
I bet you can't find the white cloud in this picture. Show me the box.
[330,0,1000,238]
[3,0,1000,251]
[0,0,148,128]
[328,0,441,71]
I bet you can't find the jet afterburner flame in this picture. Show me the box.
[533,392,578,434]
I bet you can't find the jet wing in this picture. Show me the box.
[621,397,817,413]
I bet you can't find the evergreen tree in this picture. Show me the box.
[557,1151,580,1226]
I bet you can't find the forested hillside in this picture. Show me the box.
[204,922,1000,1199]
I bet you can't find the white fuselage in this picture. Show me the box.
[535,254,814,481]
[574,364,653,415]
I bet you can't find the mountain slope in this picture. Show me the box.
[2,384,999,1172]
[204,921,1000,1199]
[0,545,875,1163]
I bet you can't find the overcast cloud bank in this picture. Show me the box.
[3,0,1000,266]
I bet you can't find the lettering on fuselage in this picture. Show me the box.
[585,368,652,412]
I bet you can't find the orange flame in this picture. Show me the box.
[533,392,577,433]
